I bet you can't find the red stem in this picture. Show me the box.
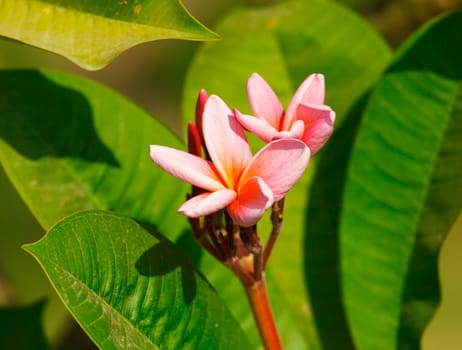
[245,279,283,350]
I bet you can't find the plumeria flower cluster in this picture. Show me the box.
[236,73,335,155]
[150,73,335,284]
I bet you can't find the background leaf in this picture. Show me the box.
[0,0,216,70]
[24,210,252,349]
[183,0,391,127]
[182,0,391,348]
[338,11,462,350]
[0,69,190,242]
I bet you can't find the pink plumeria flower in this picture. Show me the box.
[150,95,310,227]
[235,73,336,155]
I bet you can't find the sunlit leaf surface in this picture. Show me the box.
[0,0,216,70]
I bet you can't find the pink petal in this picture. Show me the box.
[271,119,305,140]
[241,139,310,201]
[284,73,326,129]
[247,73,284,129]
[227,177,274,227]
[289,119,306,139]
[234,109,278,142]
[178,189,236,218]
[150,145,224,191]
[202,95,252,188]
[296,103,336,155]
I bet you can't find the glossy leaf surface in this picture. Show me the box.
[24,211,251,349]
[340,11,462,350]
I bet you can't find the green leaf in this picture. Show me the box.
[339,11,462,350]
[0,69,190,243]
[182,0,391,348]
[303,93,369,350]
[24,211,252,349]
[0,0,217,70]
[0,300,49,350]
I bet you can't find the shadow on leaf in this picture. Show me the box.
[135,224,198,305]
[0,69,119,167]
[174,229,203,268]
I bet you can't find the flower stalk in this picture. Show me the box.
[245,279,282,350]
[189,207,283,349]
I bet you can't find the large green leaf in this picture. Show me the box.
[0,0,216,70]
[339,11,462,350]
[0,301,48,350]
[182,0,391,348]
[24,210,252,349]
[0,69,189,242]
